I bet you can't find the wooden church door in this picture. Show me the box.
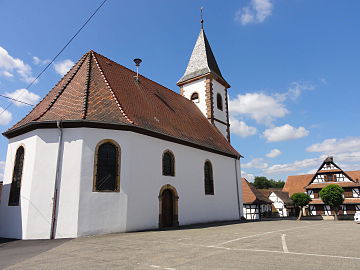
[161,189,174,227]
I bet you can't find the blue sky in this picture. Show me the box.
[1,0,360,182]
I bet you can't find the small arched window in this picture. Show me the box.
[217,93,223,111]
[9,146,25,206]
[191,92,199,103]
[94,141,120,192]
[162,151,175,176]
[204,161,214,195]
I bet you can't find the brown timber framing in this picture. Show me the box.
[3,120,242,159]
[205,77,214,122]
[224,87,230,142]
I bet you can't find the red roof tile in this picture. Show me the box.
[306,181,360,189]
[309,198,360,205]
[4,51,240,159]
[242,178,272,204]
[283,170,360,196]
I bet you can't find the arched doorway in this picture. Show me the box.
[159,184,179,228]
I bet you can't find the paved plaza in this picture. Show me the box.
[1,220,360,269]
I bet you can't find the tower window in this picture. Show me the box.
[190,92,199,103]
[204,161,214,195]
[94,141,120,192]
[9,146,25,206]
[217,93,223,111]
[162,150,175,176]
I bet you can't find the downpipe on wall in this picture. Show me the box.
[50,120,63,239]
[234,158,242,220]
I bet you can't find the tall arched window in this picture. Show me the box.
[9,146,25,206]
[204,161,214,195]
[191,92,199,103]
[162,151,175,176]
[217,93,223,111]
[94,141,120,192]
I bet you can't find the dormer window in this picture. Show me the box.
[191,92,199,103]
[217,93,223,111]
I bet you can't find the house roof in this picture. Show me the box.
[242,178,272,205]
[3,51,240,159]
[306,181,360,189]
[177,28,229,87]
[283,170,360,196]
[283,174,312,196]
[272,190,293,204]
[309,198,360,205]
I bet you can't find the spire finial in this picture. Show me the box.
[200,7,204,29]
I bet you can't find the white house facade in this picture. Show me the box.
[0,23,243,239]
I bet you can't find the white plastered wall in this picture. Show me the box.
[78,128,242,235]
[181,78,207,117]
[0,127,243,239]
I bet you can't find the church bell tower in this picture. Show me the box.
[177,14,231,141]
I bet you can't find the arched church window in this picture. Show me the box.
[191,92,199,103]
[8,146,25,206]
[162,150,175,176]
[94,141,120,192]
[204,161,214,195]
[217,93,223,111]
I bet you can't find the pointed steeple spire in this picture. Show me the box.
[177,20,229,87]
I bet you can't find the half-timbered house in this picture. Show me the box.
[284,157,360,217]
[242,178,272,220]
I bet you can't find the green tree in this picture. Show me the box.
[290,193,312,220]
[253,176,285,189]
[319,184,344,221]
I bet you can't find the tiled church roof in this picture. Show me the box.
[3,51,240,159]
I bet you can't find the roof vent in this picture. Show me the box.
[133,58,142,81]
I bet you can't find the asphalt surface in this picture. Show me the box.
[1,220,359,269]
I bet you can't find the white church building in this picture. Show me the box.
[0,24,243,239]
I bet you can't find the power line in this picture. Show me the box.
[0,0,109,117]
[0,94,34,106]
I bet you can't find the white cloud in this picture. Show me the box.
[307,137,360,154]
[5,88,40,107]
[229,93,288,126]
[230,118,257,138]
[263,124,309,142]
[0,71,14,78]
[266,148,281,158]
[243,158,269,169]
[0,46,36,83]
[265,157,322,174]
[241,170,255,181]
[32,56,50,65]
[0,161,4,182]
[235,0,273,25]
[276,82,315,101]
[0,107,12,125]
[54,59,74,76]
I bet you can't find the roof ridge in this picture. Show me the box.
[10,51,90,127]
[34,52,89,121]
[92,52,134,124]
[81,52,92,119]
[91,51,195,100]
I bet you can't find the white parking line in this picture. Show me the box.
[211,245,360,261]
[281,234,289,253]
[216,223,324,246]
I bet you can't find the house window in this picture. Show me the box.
[204,161,214,195]
[94,141,120,192]
[190,92,199,103]
[8,146,25,206]
[162,151,175,176]
[216,93,223,111]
